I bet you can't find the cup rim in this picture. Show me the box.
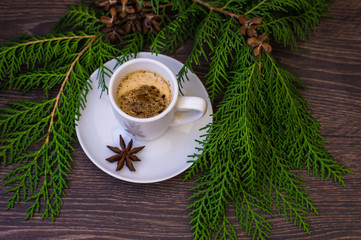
[109,58,179,123]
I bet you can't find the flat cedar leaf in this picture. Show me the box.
[150,3,200,54]
[177,10,223,86]
[215,216,238,240]
[235,189,272,239]
[205,17,242,101]
[54,4,101,34]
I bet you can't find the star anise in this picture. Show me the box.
[238,14,263,37]
[106,134,145,171]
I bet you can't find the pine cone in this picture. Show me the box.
[142,14,161,34]
[95,0,118,11]
[97,0,164,43]
[100,7,120,28]
[101,26,125,43]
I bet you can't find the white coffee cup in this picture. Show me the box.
[109,58,207,141]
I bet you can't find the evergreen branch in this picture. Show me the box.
[114,32,147,69]
[244,0,300,16]
[193,0,241,18]
[82,36,121,94]
[274,187,311,234]
[1,30,118,220]
[265,147,318,234]
[138,0,172,14]
[177,10,223,86]
[45,35,97,144]
[244,0,267,15]
[151,3,200,53]
[262,1,329,48]
[19,35,97,47]
[264,53,353,186]
[214,216,238,240]
[54,4,101,34]
[186,51,272,238]
[5,69,66,97]
[187,173,213,239]
[0,102,52,166]
[204,17,242,101]
[0,100,54,136]
[170,0,194,14]
[235,189,272,239]
[0,33,98,82]
[276,165,318,215]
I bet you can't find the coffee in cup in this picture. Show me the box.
[115,70,172,118]
[109,58,207,140]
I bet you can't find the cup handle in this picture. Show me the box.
[170,96,207,126]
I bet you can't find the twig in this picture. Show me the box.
[159,3,172,8]
[193,0,241,19]
[45,35,98,143]
[23,35,98,46]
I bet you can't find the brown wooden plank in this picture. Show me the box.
[1,0,361,239]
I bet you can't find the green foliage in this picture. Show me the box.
[0,0,353,239]
[241,0,330,48]
[0,32,91,81]
[0,1,168,221]
[185,48,351,239]
[138,0,171,14]
[173,0,353,239]
[54,4,101,34]
[185,51,275,239]
[151,2,200,54]
[204,17,242,101]
[114,32,150,69]
[263,53,353,185]
[0,7,120,221]
[180,10,223,72]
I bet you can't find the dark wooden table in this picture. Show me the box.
[1,1,360,239]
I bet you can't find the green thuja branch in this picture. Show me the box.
[54,4,101,34]
[184,1,352,239]
[204,17,240,101]
[235,189,272,239]
[264,53,353,185]
[8,69,67,97]
[186,48,273,238]
[262,1,329,48]
[113,30,159,71]
[0,0,167,220]
[177,8,223,86]
[0,100,54,166]
[151,2,200,54]
[1,35,101,220]
[0,33,97,81]
[0,3,124,220]
[215,216,238,240]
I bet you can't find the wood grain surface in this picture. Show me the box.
[1,0,360,239]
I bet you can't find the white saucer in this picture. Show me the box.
[75,52,213,183]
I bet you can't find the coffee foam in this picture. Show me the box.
[115,70,172,118]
